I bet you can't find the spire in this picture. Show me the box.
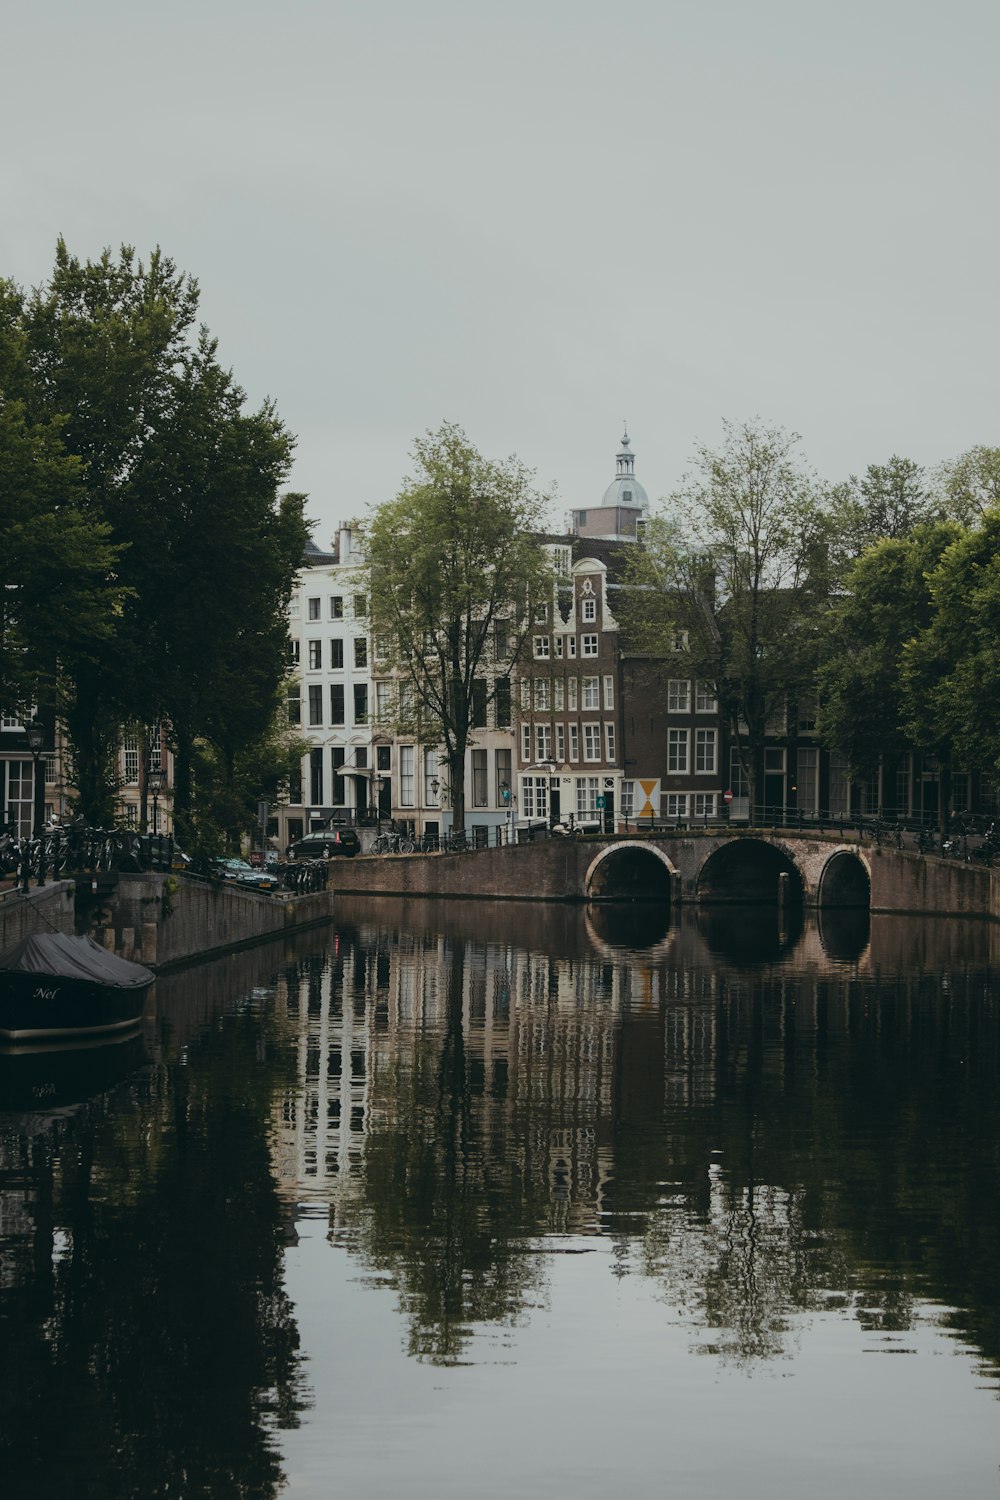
[616,424,635,480]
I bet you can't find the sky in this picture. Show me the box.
[4,0,999,545]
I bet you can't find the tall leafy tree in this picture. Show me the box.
[830,455,932,561]
[629,420,832,811]
[15,241,306,830]
[933,445,1000,524]
[817,523,961,794]
[366,423,551,833]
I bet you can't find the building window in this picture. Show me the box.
[399,745,414,807]
[330,684,345,725]
[308,686,323,726]
[375,681,393,722]
[582,676,600,709]
[534,678,551,712]
[472,749,488,807]
[671,630,689,652]
[354,637,368,669]
[668,679,690,713]
[122,732,139,786]
[494,620,509,660]
[554,636,564,659]
[695,728,717,774]
[495,748,512,805]
[696,681,717,713]
[353,594,367,618]
[605,724,616,762]
[522,776,549,821]
[567,636,577,658]
[308,640,322,670]
[729,747,749,798]
[582,597,597,623]
[567,677,578,710]
[287,684,301,726]
[330,596,344,619]
[693,792,716,818]
[582,634,598,657]
[555,724,565,762]
[664,793,688,818]
[330,638,344,669]
[310,747,323,804]
[331,748,345,804]
[307,597,321,621]
[533,636,550,659]
[353,684,368,724]
[424,747,439,804]
[569,725,579,761]
[576,777,599,815]
[534,603,548,624]
[620,780,635,818]
[668,729,688,773]
[521,724,531,762]
[554,680,564,711]
[552,546,571,577]
[289,640,300,665]
[534,724,552,762]
[796,748,818,813]
[604,675,614,710]
[583,724,601,762]
[472,678,488,728]
[495,678,512,728]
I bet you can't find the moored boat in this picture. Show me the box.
[0,932,154,1042]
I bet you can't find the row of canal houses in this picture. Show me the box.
[274,430,974,853]
[0,430,976,842]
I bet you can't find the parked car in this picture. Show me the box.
[214,857,280,891]
[286,826,361,859]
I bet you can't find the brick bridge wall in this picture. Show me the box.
[327,831,1000,918]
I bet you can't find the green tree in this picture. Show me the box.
[366,423,551,833]
[817,522,961,817]
[15,241,306,830]
[933,445,1000,524]
[638,420,833,812]
[0,281,125,721]
[830,455,932,561]
[902,510,1000,783]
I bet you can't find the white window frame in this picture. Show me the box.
[605,723,616,762]
[582,676,600,709]
[533,636,550,659]
[581,597,597,623]
[695,681,718,713]
[583,724,601,762]
[668,728,689,774]
[695,728,717,775]
[569,725,579,762]
[582,634,598,658]
[668,678,690,713]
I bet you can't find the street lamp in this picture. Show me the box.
[430,776,440,802]
[148,766,165,834]
[25,718,45,840]
[373,772,384,820]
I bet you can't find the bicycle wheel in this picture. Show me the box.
[372,835,388,855]
[399,837,414,854]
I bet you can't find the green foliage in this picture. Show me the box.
[4,239,307,833]
[933,446,1000,524]
[830,455,932,562]
[647,420,833,807]
[817,523,961,777]
[366,423,551,830]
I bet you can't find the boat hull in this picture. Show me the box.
[0,972,152,1041]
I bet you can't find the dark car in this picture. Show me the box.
[214,857,280,891]
[286,826,361,859]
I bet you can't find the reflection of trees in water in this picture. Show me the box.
[307,910,1000,1377]
[0,1003,308,1500]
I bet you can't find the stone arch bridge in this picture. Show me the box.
[334,830,996,917]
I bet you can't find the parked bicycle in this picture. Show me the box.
[372,830,415,855]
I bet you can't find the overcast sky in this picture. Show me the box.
[5,0,998,543]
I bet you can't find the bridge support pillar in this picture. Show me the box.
[778,871,789,913]
[670,870,682,907]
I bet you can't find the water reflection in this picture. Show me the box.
[3,900,1000,1500]
[273,898,1000,1385]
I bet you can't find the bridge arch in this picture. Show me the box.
[696,837,805,904]
[817,849,871,908]
[585,841,674,901]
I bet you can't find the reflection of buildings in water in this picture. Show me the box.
[270,923,731,1231]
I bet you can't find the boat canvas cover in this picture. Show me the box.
[0,933,154,990]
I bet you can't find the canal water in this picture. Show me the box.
[2,897,1000,1499]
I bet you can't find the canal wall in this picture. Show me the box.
[0,875,332,970]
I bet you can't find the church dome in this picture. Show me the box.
[601,427,648,510]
